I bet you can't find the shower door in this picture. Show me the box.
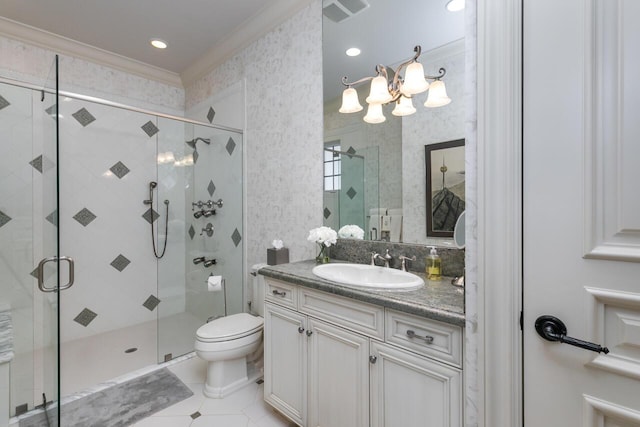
[35,54,61,424]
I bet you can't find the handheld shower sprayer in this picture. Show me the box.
[144,181,169,259]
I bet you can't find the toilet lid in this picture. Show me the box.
[196,313,264,342]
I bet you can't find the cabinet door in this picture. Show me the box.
[307,318,370,427]
[264,302,307,426]
[370,342,462,427]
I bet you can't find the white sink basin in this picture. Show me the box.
[312,263,424,291]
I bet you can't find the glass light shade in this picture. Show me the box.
[363,103,386,124]
[446,0,465,12]
[365,75,393,104]
[401,62,429,95]
[424,80,452,107]
[339,88,363,113]
[392,95,416,116]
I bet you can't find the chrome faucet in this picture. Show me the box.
[193,256,206,264]
[398,255,417,272]
[371,249,393,268]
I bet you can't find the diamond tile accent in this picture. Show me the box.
[29,154,54,173]
[15,404,28,416]
[206,107,215,123]
[141,121,159,137]
[0,95,10,111]
[188,225,195,240]
[142,208,159,224]
[110,254,131,272]
[346,146,356,156]
[73,208,97,227]
[29,155,43,173]
[45,104,57,118]
[231,228,242,247]
[30,268,38,279]
[346,187,357,199]
[46,210,58,226]
[0,210,11,228]
[109,161,130,179]
[74,308,97,327]
[193,150,199,164]
[190,412,201,420]
[323,207,332,219]
[226,137,236,155]
[143,295,160,311]
[207,180,216,197]
[72,107,96,127]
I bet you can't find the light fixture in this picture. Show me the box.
[392,95,416,117]
[339,45,450,123]
[346,47,361,57]
[424,80,451,107]
[446,0,465,12]
[150,39,168,49]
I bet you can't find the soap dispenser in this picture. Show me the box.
[426,246,442,281]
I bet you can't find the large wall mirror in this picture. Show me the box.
[322,0,465,245]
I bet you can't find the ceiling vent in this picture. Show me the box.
[323,0,370,23]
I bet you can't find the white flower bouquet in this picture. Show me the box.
[338,224,365,240]
[307,226,337,263]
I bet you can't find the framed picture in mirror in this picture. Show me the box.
[425,139,465,237]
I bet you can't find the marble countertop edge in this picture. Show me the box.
[259,260,465,327]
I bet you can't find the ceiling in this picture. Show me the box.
[0,0,463,92]
[0,0,309,80]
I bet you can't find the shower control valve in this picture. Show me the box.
[203,259,217,267]
[193,256,206,265]
[201,223,214,237]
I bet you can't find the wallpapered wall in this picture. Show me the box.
[185,1,324,269]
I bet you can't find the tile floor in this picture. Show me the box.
[133,356,296,427]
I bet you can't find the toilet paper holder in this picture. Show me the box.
[205,275,227,317]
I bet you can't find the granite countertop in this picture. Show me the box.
[0,308,14,364]
[259,260,465,327]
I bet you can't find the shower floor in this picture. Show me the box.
[61,311,203,396]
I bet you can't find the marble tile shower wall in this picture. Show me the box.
[0,36,185,116]
[57,97,186,344]
[185,126,244,321]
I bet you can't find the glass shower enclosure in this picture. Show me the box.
[0,62,244,423]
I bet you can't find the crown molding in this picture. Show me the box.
[180,0,313,88]
[0,16,183,88]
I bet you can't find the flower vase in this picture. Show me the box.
[316,244,330,264]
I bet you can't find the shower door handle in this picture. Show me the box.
[37,256,75,293]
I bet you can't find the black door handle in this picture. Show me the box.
[535,315,609,354]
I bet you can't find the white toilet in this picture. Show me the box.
[194,264,266,398]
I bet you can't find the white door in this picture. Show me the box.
[523,0,640,425]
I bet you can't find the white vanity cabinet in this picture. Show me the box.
[263,277,463,427]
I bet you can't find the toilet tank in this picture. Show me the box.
[250,263,267,317]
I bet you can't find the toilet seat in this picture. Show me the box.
[196,313,263,343]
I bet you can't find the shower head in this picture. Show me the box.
[150,181,157,189]
[185,137,211,149]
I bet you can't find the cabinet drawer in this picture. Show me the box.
[385,309,462,367]
[265,278,298,309]
[298,288,384,340]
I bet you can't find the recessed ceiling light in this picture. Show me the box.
[446,0,465,12]
[346,47,361,57]
[150,39,168,49]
